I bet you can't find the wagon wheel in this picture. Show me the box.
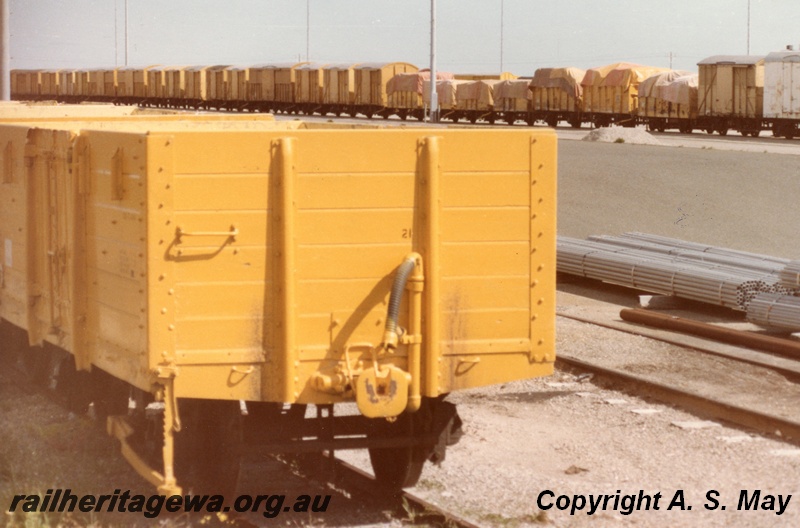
[717,127,728,136]
[469,115,477,124]
[570,118,582,129]
[369,443,427,490]
[367,412,428,490]
[546,116,558,128]
[16,343,49,386]
[750,130,761,138]
[706,127,715,135]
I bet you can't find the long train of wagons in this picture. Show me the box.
[9,47,800,138]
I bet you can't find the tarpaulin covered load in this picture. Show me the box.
[582,63,669,88]
[455,72,517,81]
[638,70,692,99]
[530,67,585,99]
[662,74,698,106]
[423,79,466,109]
[493,79,532,112]
[638,70,697,118]
[582,62,670,114]
[387,71,453,110]
[530,67,586,112]
[456,79,499,111]
[386,71,454,95]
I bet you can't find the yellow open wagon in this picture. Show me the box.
[0,113,556,493]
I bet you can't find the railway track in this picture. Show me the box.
[322,454,483,528]
[555,287,800,447]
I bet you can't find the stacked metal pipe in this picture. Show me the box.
[558,233,794,311]
[746,292,800,332]
[778,261,800,289]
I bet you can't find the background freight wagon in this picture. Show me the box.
[698,55,764,136]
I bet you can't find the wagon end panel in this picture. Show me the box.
[0,126,36,333]
[143,128,556,406]
[434,131,557,392]
[282,130,557,401]
[79,130,150,388]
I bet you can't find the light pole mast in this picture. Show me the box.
[500,0,504,73]
[0,0,9,101]
[746,0,751,55]
[306,0,310,61]
[429,0,438,122]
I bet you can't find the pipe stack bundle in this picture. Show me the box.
[558,233,794,311]
[746,292,800,332]
[778,261,800,289]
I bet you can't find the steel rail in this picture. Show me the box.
[557,354,800,445]
[320,453,484,528]
[556,312,800,381]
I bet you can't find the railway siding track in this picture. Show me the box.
[556,285,800,447]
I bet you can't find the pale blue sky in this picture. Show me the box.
[10,1,800,75]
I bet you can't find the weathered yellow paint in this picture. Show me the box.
[0,113,557,411]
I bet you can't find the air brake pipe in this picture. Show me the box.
[382,255,417,349]
[381,253,424,413]
[619,308,800,359]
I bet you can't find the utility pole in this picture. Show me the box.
[306,0,310,61]
[500,0,504,73]
[125,0,129,66]
[669,52,673,69]
[0,0,9,100]
[746,0,751,55]
[429,0,438,122]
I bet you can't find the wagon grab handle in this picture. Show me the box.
[175,225,238,241]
